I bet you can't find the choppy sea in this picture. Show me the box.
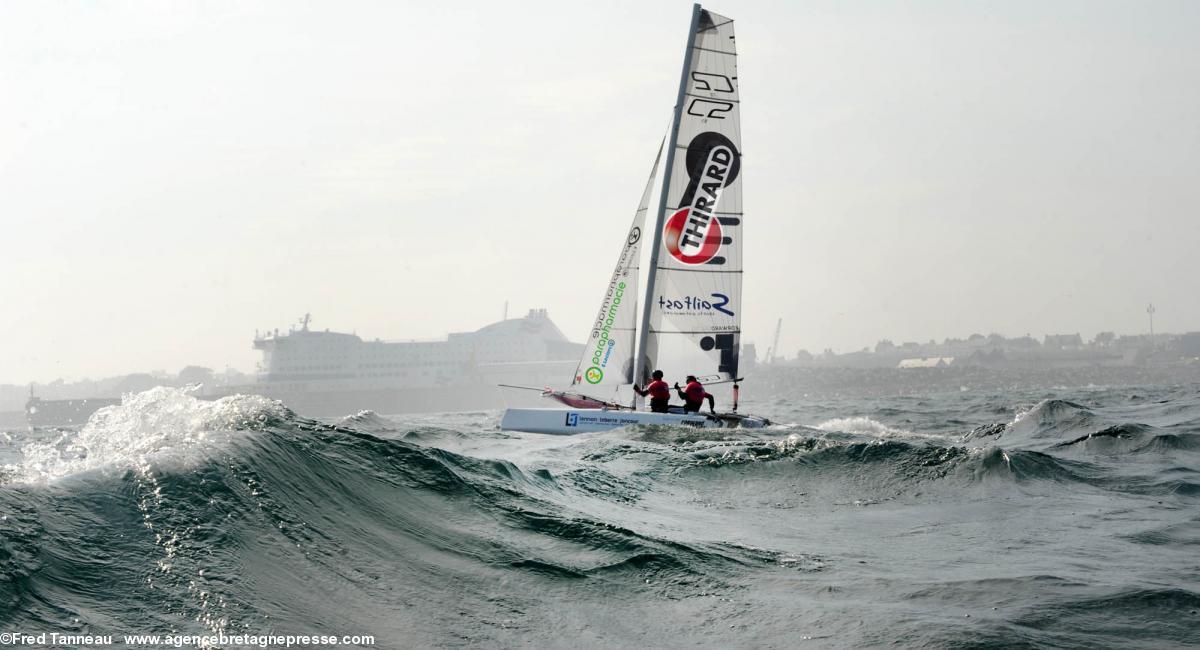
[2,383,1199,648]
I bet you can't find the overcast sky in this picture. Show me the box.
[2,0,1198,383]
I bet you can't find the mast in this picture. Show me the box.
[633,2,703,408]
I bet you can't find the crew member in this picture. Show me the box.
[633,370,671,413]
[675,375,715,414]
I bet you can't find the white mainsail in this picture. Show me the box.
[639,7,743,386]
[571,141,664,389]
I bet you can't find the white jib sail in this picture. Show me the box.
[572,141,664,389]
[644,8,743,385]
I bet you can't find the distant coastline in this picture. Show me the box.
[752,363,1200,400]
[761,331,1200,371]
[5,329,1197,414]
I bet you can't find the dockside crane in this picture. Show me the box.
[766,318,782,364]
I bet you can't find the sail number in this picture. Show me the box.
[689,72,735,120]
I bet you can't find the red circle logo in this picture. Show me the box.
[664,208,723,265]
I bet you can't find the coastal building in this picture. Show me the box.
[1044,334,1084,351]
[897,357,955,369]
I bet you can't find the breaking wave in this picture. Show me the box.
[2,383,1198,647]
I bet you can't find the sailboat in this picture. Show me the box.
[500,4,770,435]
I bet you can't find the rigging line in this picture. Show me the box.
[496,384,550,392]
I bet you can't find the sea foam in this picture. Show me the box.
[9,386,287,483]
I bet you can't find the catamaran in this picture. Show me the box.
[500,4,770,435]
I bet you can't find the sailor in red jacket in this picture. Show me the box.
[675,375,716,414]
[633,370,671,413]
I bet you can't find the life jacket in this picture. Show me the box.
[684,381,708,405]
[646,380,670,400]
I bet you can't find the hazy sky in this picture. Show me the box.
[2,0,1198,383]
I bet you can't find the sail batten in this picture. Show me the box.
[690,46,736,55]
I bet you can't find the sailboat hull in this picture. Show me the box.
[499,407,767,435]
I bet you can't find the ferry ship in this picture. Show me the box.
[212,309,583,417]
[24,310,583,426]
[25,395,121,428]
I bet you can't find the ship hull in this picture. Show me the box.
[207,384,510,419]
[499,407,768,435]
[26,397,121,427]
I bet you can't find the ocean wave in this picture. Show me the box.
[1008,398,1103,438]
[1132,433,1200,452]
[1,392,816,637]
[1123,518,1200,546]
[2,383,1197,645]
[333,409,399,433]
[970,446,1099,484]
[958,396,1200,456]
[815,416,914,438]
[5,387,289,483]
[1049,423,1156,451]
[1004,587,1200,647]
[670,431,1196,500]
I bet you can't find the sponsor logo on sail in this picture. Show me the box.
[658,293,734,317]
[665,132,740,265]
[581,280,627,384]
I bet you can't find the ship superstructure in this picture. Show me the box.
[254,310,577,386]
[221,309,582,416]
